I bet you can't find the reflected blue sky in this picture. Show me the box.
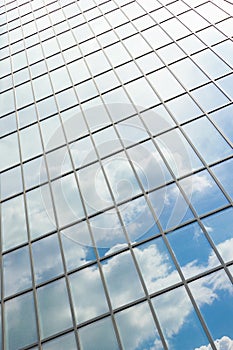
[1,0,233,349]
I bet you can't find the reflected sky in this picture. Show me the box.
[115,302,163,350]
[149,182,194,230]
[37,278,72,339]
[5,292,37,350]
[1,1,233,349]
[79,317,119,350]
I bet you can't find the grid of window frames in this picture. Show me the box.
[0,0,233,349]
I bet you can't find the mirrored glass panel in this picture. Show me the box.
[0,165,22,200]
[134,237,181,294]
[0,133,20,171]
[119,195,160,243]
[37,278,73,339]
[157,129,203,178]
[189,270,233,344]
[149,183,194,231]
[178,170,228,216]
[77,162,113,215]
[32,234,64,284]
[42,332,77,350]
[69,264,109,324]
[210,104,233,143]
[90,208,127,257]
[166,93,202,123]
[2,195,28,251]
[5,292,37,350]
[101,250,144,308]
[148,68,185,101]
[167,222,220,279]
[202,208,233,263]
[152,286,210,349]
[52,174,85,227]
[79,317,119,350]
[102,151,142,204]
[115,301,163,350]
[127,140,172,191]
[61,221,96,271]
[183,117,233,164]
[212,158,233,199]
[26,185,56,239]
[3,245,32,297]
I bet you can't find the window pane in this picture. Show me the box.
[149,183,194,230]
[167,222,220,279]
[189,270,233,342]
[210,105,233,143]
[27,184,55,239]
[20,124,43,161]
[115,302,163,350]
[0,165,22,200]
[127,140,172,191]
[2,195,28,251]
[79,317,119,350]
[77,163,113,215]
[170,58,208,90]
[191,83,229,112]
[202,208,233,264]
[101,250,144,308]
[134,237,181,293]
[125,77,160,109]
[61,221,96,271]
[103,152,141,203]
[157,129,202,178]
[178,170,228,215]
[152,286,209,349]
[42,332,76,350]
[119,195,159,243]
[3,246,32,297]
[148,68,185,100]
[212,158,232,198]
[52,174,85,227]
[0,133,20,171]
[166,93,202,123]
[37,279,72,339]
[32,234,64,284]
[5,292,37,350]
[183,117,232,164]
[69,264,109,323]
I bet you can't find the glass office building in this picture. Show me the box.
[0,0,233,349]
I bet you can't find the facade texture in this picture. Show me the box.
[0,0,233,349]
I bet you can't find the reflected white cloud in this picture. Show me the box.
[195,336,233,350]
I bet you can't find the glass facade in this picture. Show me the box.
[0,0,233,349]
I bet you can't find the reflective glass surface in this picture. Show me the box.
[1,0,233,348]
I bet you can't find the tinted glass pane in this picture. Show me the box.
[152,286,209,349]
[3,246,32,297]
[134,237,181,293]
[115,302,163,350]
[32,234,64,284]
[37,279,72,338]
[167,222,220,279]
[183,117,232,164]
[2,195,28,251]
[189,270,233,342]
[5,292,37,350]
[42,332,76,350]
[79,317,119,350]
[179,170,228,215]
[69,265,109,323]
[202,208,233,263]
[61,221,96,271]
[101,250,144,308]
